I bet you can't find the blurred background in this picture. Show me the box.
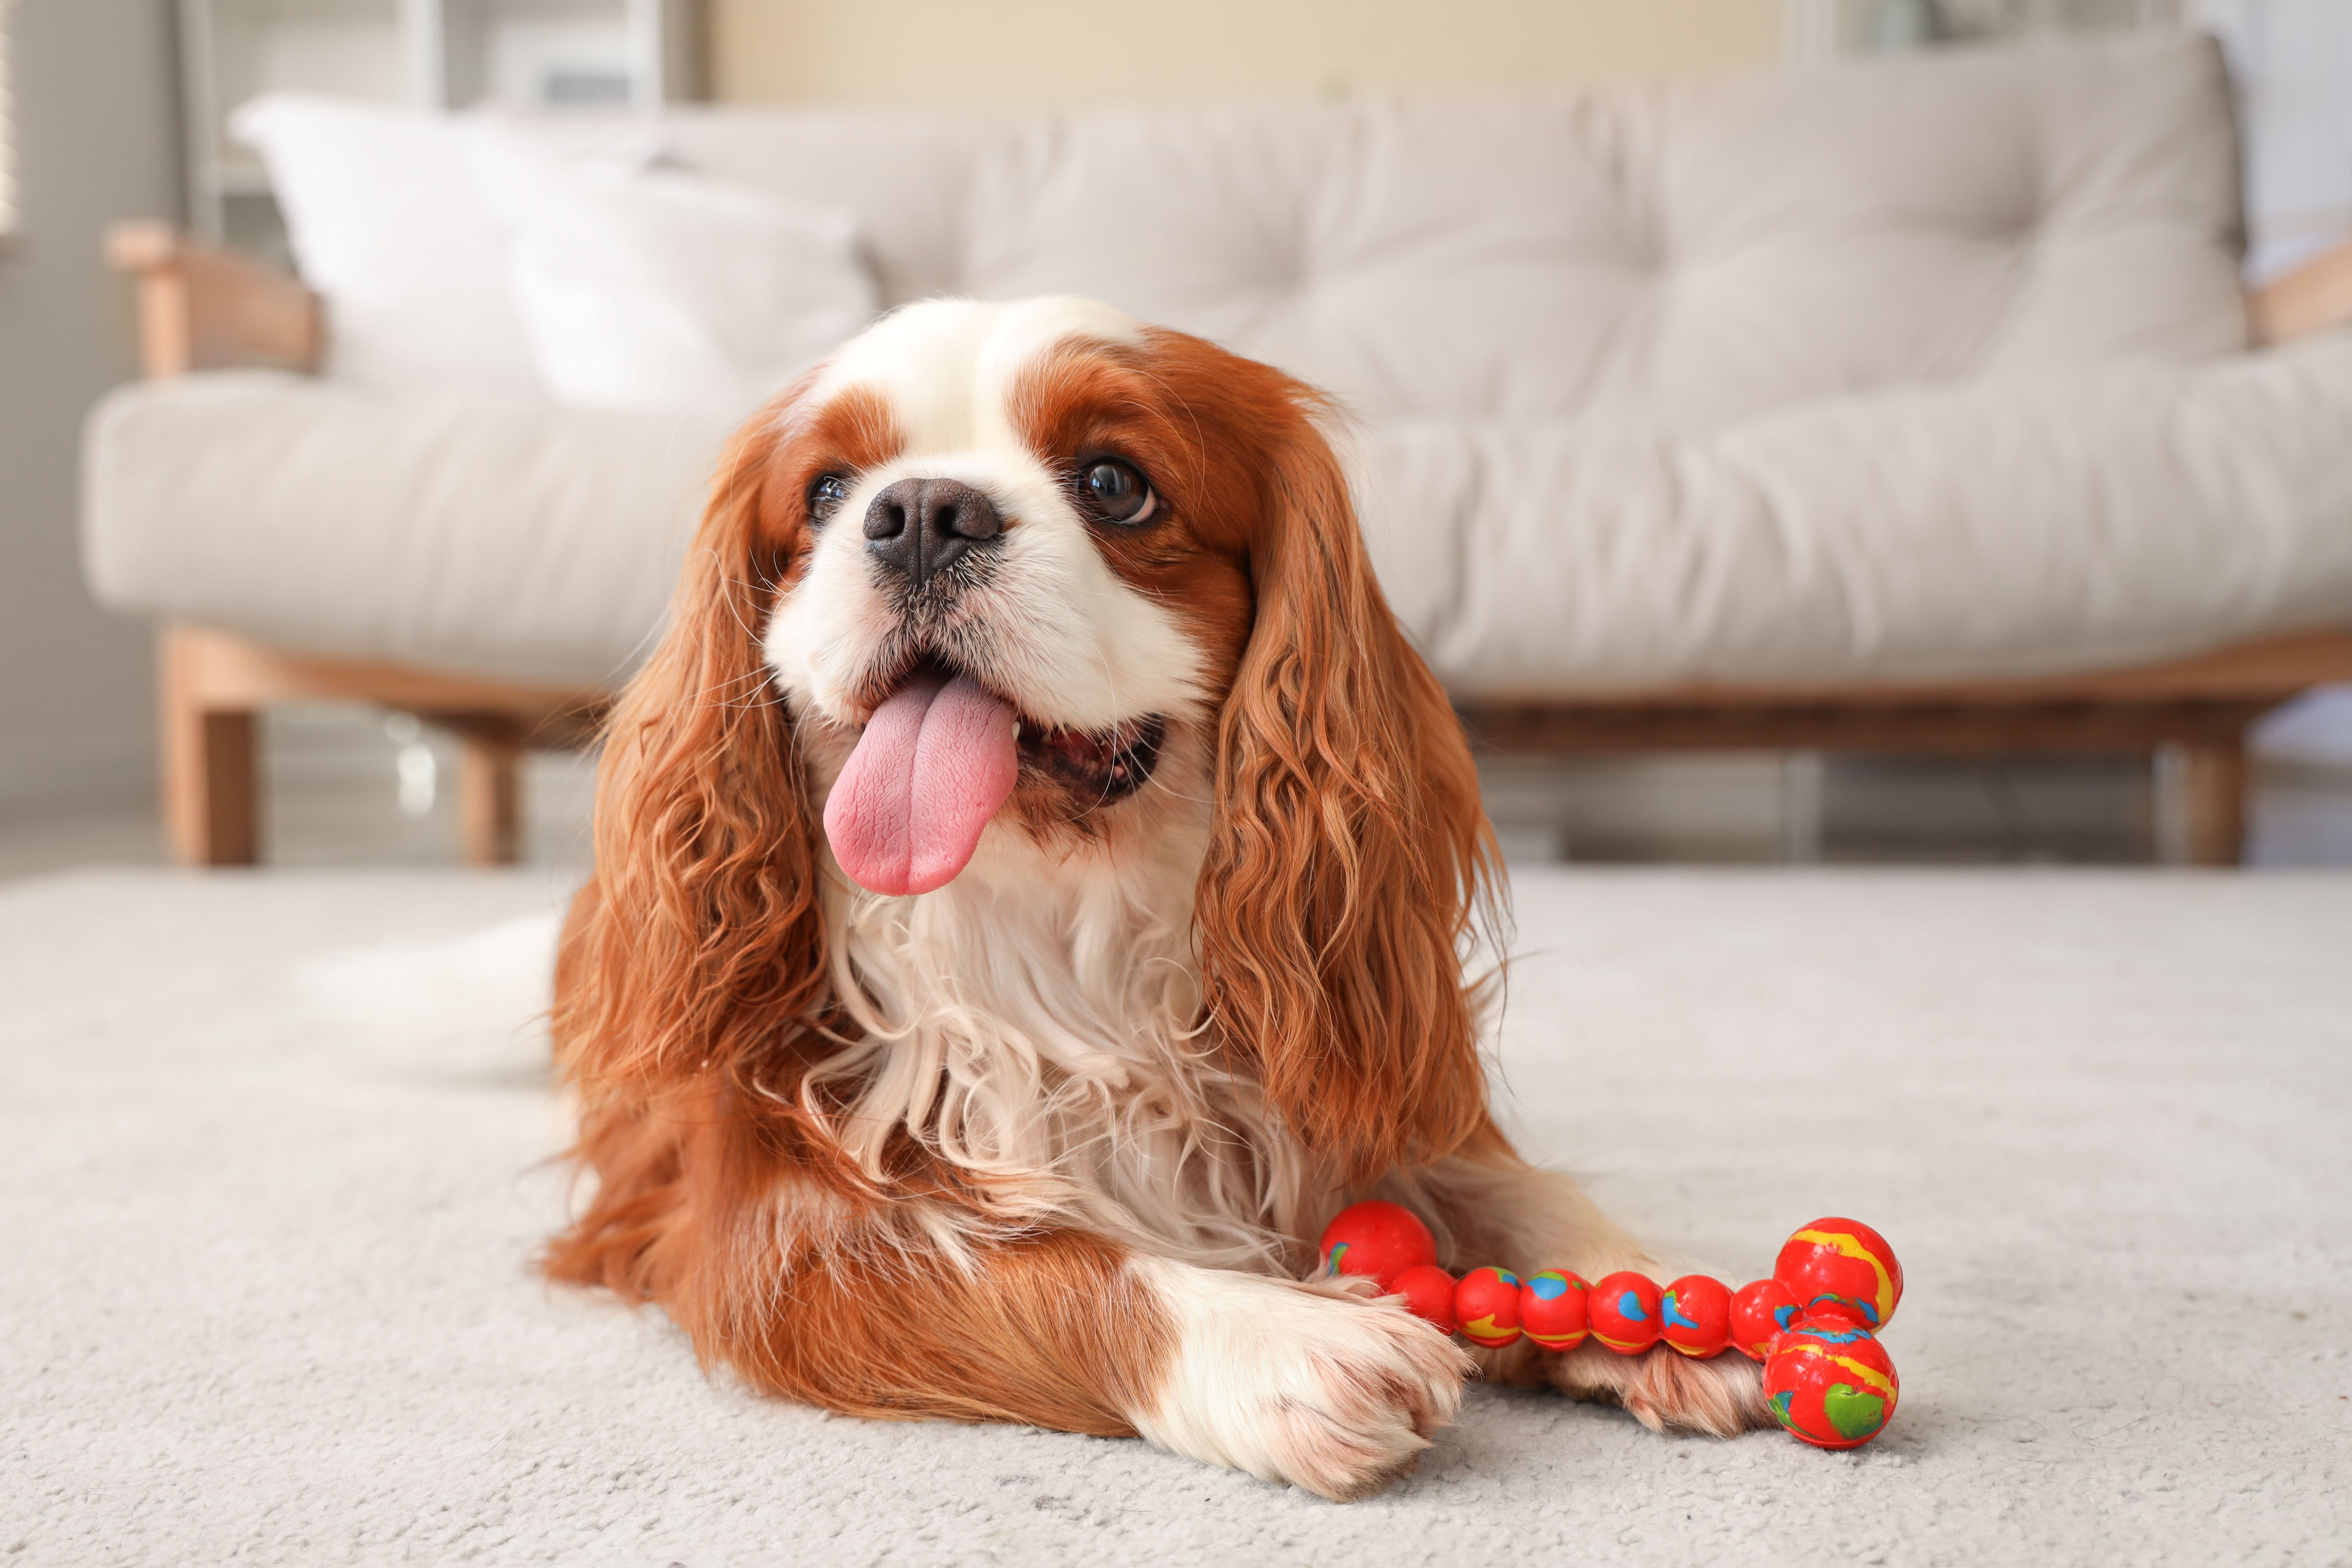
[3,0,2349,879]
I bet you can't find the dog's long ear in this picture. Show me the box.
[1194,387,1507,1185]
[552,407,831,1107]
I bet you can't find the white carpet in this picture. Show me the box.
[5,867,2349,1567]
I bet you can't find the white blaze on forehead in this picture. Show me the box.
[806,296,1147,457]
[765,296,1206,736]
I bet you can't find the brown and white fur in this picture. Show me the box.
[546,297,1767,1502]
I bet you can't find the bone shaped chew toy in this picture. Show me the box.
[1317,1202,1903,1450]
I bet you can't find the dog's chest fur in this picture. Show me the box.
[805,804,1310,1273]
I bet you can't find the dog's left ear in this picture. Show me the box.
[1194,382,1506,1185]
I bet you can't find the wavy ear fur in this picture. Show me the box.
[1195,389,1507,1186]
[546,408,841,1289]
[552,414,831,1096]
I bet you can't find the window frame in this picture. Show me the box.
[0,0,18,246]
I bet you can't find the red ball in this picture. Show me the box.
[1519,1269,1590,1352]
[1774,1217,1903,1331]
[1730,1278,1802,1362]
[1660,1274,1732,1358]
[1763,1312,1900,1449]
[1317,1201,1438,1290]
[1454,1266,1523,1348]
[1587,1271,1663,1354]
[1391,1264,1459,1334]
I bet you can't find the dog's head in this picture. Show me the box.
[764,298,1258,897]
[561,299,1500,1178]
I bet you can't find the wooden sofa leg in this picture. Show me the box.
[2157,738,2249,867]
[160,634,260,866]
[2180,740,2248,867]
[455,725,524,866]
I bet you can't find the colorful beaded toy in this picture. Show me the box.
[1316,1202,1904,1450]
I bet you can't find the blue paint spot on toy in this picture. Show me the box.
[1806,1290,1880,1325]
[1792,1323,1878,1346]
[1615,1290,1649,1323]
[1662,1293,1700,1331]
[1529,1274,1567,1301]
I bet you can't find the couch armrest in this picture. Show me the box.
[2250,238,2352,347]
[105,221,323,379]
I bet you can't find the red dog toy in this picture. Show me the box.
[1314,1200,1435,1288]
[1318,1206,1903,1450]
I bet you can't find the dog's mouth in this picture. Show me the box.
[823,657,1163,897]
[1019,708,1165,805]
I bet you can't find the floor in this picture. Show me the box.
[3,700,2350,882]
[5,699,2348,1563]
[8,866,2347,1565]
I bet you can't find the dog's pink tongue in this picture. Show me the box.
[825,668,1019,896]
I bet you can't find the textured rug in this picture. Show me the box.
[4,867,2348,1567]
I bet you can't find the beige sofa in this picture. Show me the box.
[83,35,2352,864]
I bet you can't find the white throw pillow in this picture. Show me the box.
[465,128,879,419]
[231,95,543,398]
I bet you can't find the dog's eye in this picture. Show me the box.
[1081,459,1156,527]
[807,474,853,524]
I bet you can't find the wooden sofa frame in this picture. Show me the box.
[106,220,2352,867]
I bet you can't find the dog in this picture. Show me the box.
[545,297,1767,1501]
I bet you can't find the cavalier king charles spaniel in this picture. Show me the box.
[546,297,1767,1501]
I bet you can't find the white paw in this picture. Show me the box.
[1127,1258,1472,1501]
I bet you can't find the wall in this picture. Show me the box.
[0,0,182,812]
[708,0,1785,105]
[2198,0,2352,277]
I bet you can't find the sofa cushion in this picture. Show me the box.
[466,129,880,419]
[1356,332,2352,695]
[81,374,733,689]
[248,36,2244,432]
[84,334,2352,695]
[959,36,2247,431]
[232,97,547,399]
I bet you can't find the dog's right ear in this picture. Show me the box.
[1188,357,1506,1188]
[552,399,832,1106]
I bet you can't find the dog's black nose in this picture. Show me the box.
[863,477,1002,588]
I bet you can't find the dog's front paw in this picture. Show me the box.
[1127,1259,1473,1501]
[1544,1338,1769,1436]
